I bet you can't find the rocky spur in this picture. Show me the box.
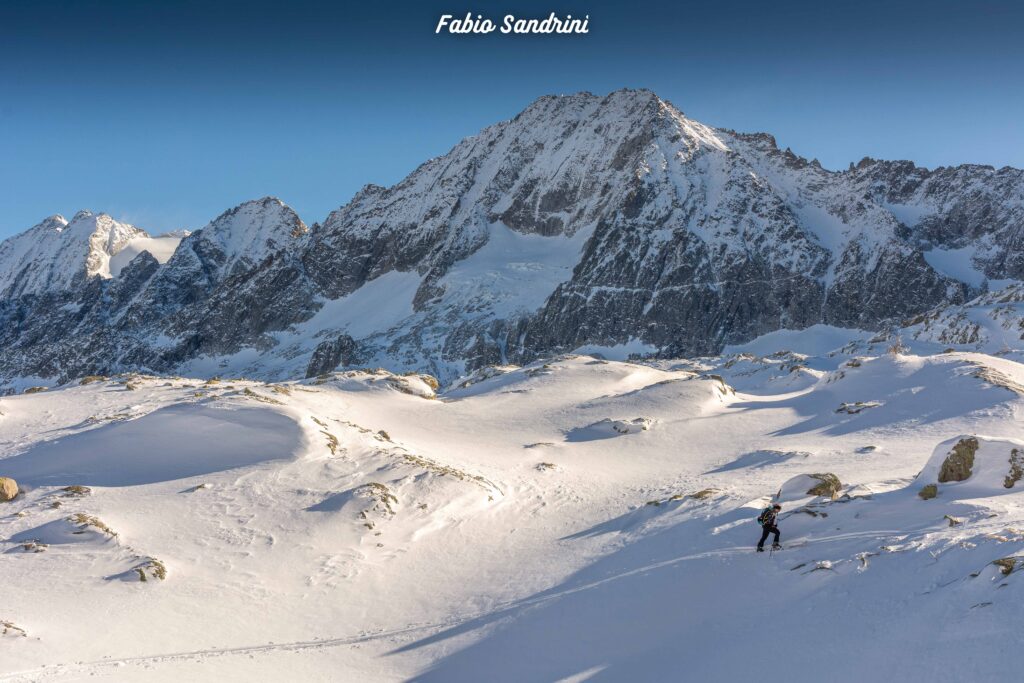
[435,12,590,35]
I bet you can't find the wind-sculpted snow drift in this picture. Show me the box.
[3,340,1024,681]
[2,88,1024,390]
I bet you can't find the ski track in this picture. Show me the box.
[0,532,883,681]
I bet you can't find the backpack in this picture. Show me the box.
[757,507,772,526]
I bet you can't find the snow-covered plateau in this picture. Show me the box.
[2,329,1024,681]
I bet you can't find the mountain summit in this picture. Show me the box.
[1,89,1022,388]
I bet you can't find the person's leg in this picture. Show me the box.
[758,526,770,548]
[771,525,780,545]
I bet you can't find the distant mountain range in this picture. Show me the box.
[2,88,1022,390]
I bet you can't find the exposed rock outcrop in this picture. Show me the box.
[915,435,1024,501]
[777,473,843,502]
[305,334,359,378]
[938,437,979,483]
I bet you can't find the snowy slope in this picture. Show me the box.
[2,338,1024,681]
[901,283,1024,360]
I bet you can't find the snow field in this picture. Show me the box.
[0,345,1023,681]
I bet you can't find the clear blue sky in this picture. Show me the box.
[1,0,1022,237]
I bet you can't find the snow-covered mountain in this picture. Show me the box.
[0,211,152,299]
[1,89,1022,390]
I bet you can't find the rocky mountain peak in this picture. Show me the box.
[0,210,146,298]
[74,212,150,279]
[168,196,307,285]
[35,214,70,232]
[1,89,1022,389]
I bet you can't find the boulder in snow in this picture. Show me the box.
[938,437,979,482]
[776,473,842,502]
[806,473,842,499]
[915,435,1024,500]
[0,477,17,502]
[1005,448,1024,489]
[992,557,1020,576]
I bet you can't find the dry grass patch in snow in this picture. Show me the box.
[689,488,720,501]
[133,557,168,582]
[241,387,285,405]
[61,485,91,498]
[1,620,27,637]
[969,363,1024,396]
[68,513,117,537]
[356,483,399,516]
[397,450,502,496]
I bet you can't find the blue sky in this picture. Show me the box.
[1,0,1022,237]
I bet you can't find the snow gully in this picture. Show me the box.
[435,12,590,35]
